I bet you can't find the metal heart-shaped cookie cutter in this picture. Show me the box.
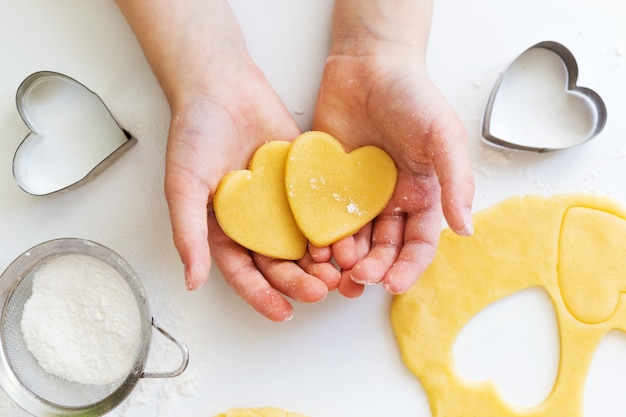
[482,41,607,152]
[13,71,137,196]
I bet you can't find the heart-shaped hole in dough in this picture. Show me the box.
[482,41,607,152]
[453,287,560,408]
[13,71,135,195]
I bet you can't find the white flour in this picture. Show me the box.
[20,254,142,386]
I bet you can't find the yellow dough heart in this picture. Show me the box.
[214,141,307,260]
[215,407,310,417]
[558,206,626,324]
[285,131,398,247]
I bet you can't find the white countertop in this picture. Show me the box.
[1,1,626,416]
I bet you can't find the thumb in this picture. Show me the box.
[165,174,213,290]
[428,99,475,236]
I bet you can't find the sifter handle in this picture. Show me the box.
[141,317,190,379]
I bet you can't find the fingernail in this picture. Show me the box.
[351,276,378,285]
[383,282,401,294]
[459,209,474,236]
[185,265,205,291]
[185,275,197,291]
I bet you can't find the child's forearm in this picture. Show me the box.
[114,0,250,106]
[330,0,432,60]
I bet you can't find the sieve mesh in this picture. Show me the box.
[0,245,152,414]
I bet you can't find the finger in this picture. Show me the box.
[337,226,371,297]
[352,222,374,264]
[350,212,404,285]
[338,269,365,298]
[428,104,475,236]
[253,253,329,303]
[207,213,294,322]
[382,205,442,294]
[298,251,341,291]
[165,171,213,291]
[331,222,372,270]
[308,243,333,263]
[330,236,358,270]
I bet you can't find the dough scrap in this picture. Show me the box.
[391,193,626,417]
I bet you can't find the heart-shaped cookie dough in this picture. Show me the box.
[13,71,135,195]
[558,206,626,324]
[482,41,607,152]
[214,141,307,260]
[285,131,397,247]
[216,407,310,417]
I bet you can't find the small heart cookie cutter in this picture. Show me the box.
[13,71,137,196]
[482,41,607,152]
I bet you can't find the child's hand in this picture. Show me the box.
[311,0,475,296]
[116,0,339,321]
[165,59,343,321]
